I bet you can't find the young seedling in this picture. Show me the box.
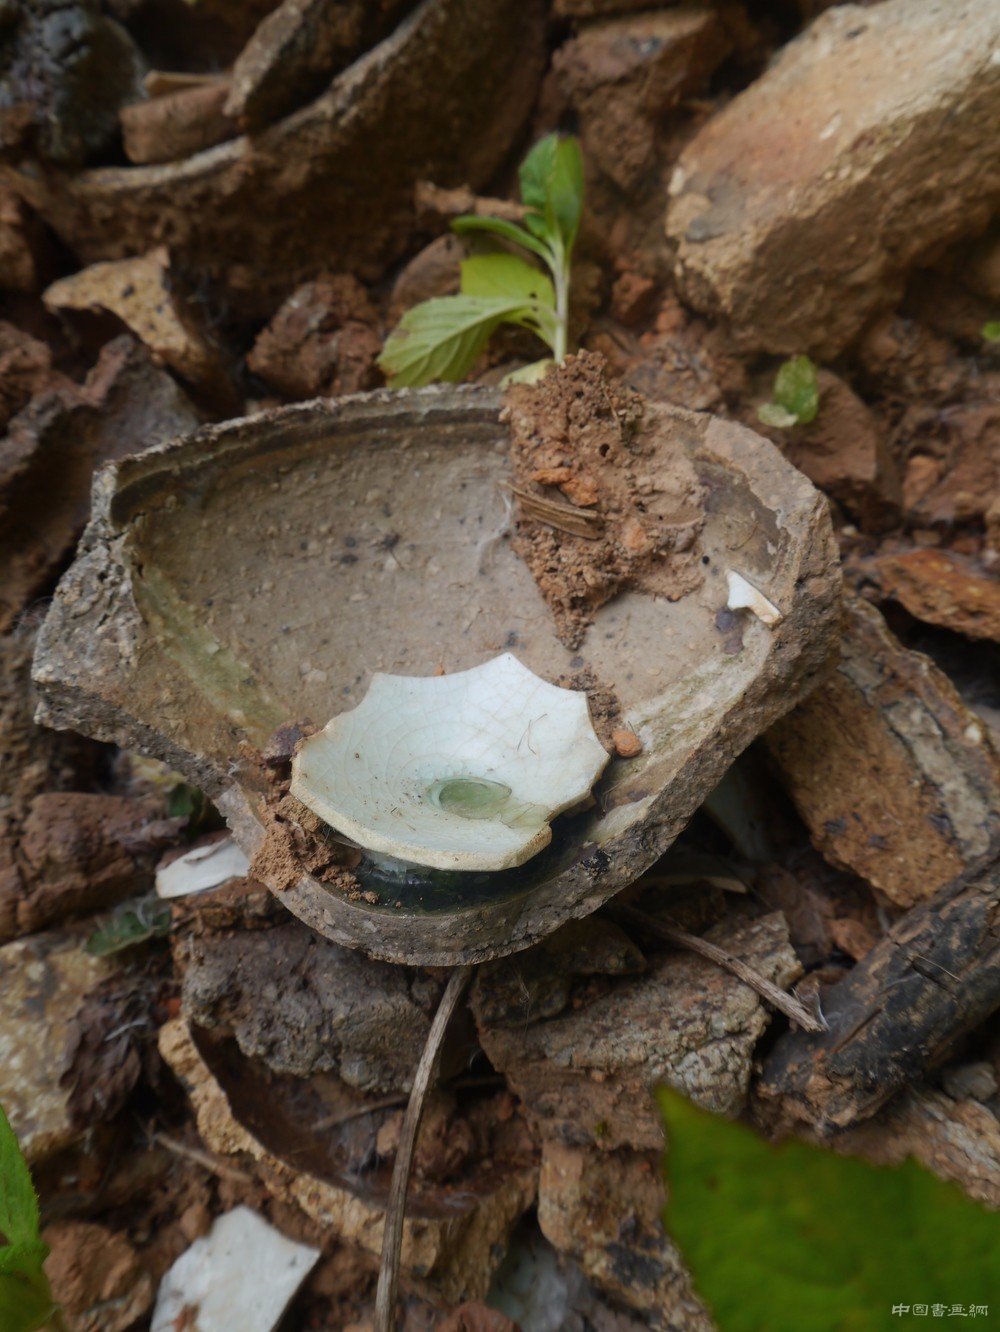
[981,320,1000,343]
[0,1102,64,1332]
[378,133,584,387]
[757,354,820,429]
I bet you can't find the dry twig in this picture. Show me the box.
[374,964,476,1332]
[618,906,827,1034]
[504,482,604,539]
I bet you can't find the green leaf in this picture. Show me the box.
[518,133,585,255]
[658,1087,1000,1332]
[86,898,171,957]
[501,358,554,386]
[451,215,553,266]
[378,294,535,387]
[460,253,554,308]
[981,320,1000,343]
[548,135,585,252]
[772,354,820,425]
[519,133,559,216]
[0,1103,40,1247]
[0,1243,56,1332]
[757,402,799,429]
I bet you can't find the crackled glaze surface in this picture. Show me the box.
[291,655,610,871]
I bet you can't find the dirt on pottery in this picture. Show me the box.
[504,351,707,648]
[240,732,362,897]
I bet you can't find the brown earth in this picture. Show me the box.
[505,351,706,648]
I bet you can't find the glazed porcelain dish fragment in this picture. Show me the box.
[32,387,841,964]
[291,654,610,872]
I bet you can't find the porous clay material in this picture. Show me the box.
[291,654,610,871]
[33,376,840,964]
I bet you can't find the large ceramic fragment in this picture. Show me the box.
[6,0,547,319]
[33,384,839,964]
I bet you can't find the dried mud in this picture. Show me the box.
[505,351,707,648]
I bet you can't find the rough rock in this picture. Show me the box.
[962,227,1000,304]
[471,917,645,1030]
[43,1221,154,1332]
[0,0,143,166]
[120,80,236,165]
[756,852,882,970]
[388,234,465,321]
[0,321,60,433]
[757,369,901,529]
[105,0,282,70]
[903,269,998,351]
[159,1017,537,1305]
[622,293,747,413]
[0,630,102,816]
[898,400,1000,529]
[436,1306,518,1332]
[2,792,171,942]
[875,548,1000,644]
[538,1141,711,1331]
[0,928,108,1161]
[474,912,800,1150]
[758,856,1000,1132]
[176,917,445,1092]
[667,0,1000,356]
[43,249,236,407]
[225,0,404,132]
[247,274,381,399]
[766,596,1000,907]
[553,9,731,195]
[852,313,977,408]
[8,0,549,319]
[0,186,56,292]
[831,1087,1000,1209]
[0,335,199,631]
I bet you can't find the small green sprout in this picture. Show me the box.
[0,1102,63,1332]
[85,896,171,957]
[981,320,1000,343]
[757,354,820,429]
[379,133,584,387]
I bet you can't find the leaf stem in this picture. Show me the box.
[551,237,570,364]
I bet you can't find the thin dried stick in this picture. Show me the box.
[152,1130,256,1186]
[374,964,475,1332]
[618,906,827,1034]
[503,482,604,539]
[313,1092,409,1133]
[314,1074,504,1134]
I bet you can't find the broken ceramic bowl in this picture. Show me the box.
[33,385,840,965]
[291,654,610,872]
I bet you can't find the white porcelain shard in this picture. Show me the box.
[290,653,611,872]
[151,1206,319,1332]
[726,570,783,627]
[155,836,251,899]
